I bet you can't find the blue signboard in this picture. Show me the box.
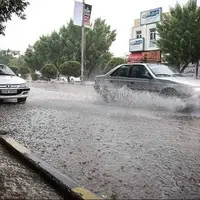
[140,7,162,25]
[129,38,144,52]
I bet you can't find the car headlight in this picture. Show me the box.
[19,83,29,88]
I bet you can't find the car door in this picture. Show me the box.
[127,64,155,92]
[106,64,132,89]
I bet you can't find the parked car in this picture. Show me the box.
[59,76,68,83]
[0,64,30,103]
[94,63,200,103]
[59,76,81,84]
[69,76,81,84]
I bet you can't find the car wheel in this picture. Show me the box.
[17,97,27,104]
[160,88,179,98]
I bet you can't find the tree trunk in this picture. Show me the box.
[87,68,93,80]
[180,63,188,73]
[57,72,60,80]
[196,61,199,79]
[67,76,70,83]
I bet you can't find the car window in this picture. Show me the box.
[0,64,15,76]
[129,65,150,78]
[147,64,178,76]
[111,65,131,77]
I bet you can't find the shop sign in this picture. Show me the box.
[129,38,144,52]
[142,50,161,62]
[140,7,162,25]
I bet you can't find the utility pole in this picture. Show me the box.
[81,0,85,82]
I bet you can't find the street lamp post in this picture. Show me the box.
[81,0,85,83]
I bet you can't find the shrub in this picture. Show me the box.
[18,66,30,78]
[103,57,125,74]
[59,61,81,77]
[40,64,58,80]
[31,72,38,81]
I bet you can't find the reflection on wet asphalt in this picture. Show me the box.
[1,82,200,199]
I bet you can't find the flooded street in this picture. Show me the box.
[1,82,200,199]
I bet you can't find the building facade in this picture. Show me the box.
[128,7,165,63]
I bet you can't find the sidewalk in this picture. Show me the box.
[0,144,62,200]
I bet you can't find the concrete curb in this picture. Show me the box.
[0,135,102,200]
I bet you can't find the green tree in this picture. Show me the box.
[0,49,18,65]
[41,64,58,80]
[103,57,125,73]
[9,56,26,68]
[0,0,29,35]
[59,61,81,77]
[59,20,81,62]
[19,66,30,79]
[157,0,200,76]
[84,18,116,78]
[24,45,43,71]
[10,66,18,74]
[24,18,116,79]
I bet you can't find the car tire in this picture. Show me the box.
[17,97,27,104]
[160,88,179,98]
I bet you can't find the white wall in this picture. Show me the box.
[131,22,159,51]
[146,23,159,51]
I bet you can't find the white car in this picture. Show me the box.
[59,76,81,84]
[69,76,81,84]
[0,64,30,103]
[59,76,68,82]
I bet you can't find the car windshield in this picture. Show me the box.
[147,64,182,77]
[0,64,15,76]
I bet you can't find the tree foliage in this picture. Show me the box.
[19,66,30,78]
[0,0,29,35]
[24,45,42,72]
[0,49,19,65]
[59,61,81,77]
[31,72,39,81]
[9,55,26,68]
[103,57,125,73]
[41,64,58,80]
[24,18,116,79]
[10,66,18,74]
[157,0,200,73]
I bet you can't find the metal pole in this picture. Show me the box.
[81,0,85,82]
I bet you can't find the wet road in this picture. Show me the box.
[1,82,200,199]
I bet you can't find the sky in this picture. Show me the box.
[0,0,190,57]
